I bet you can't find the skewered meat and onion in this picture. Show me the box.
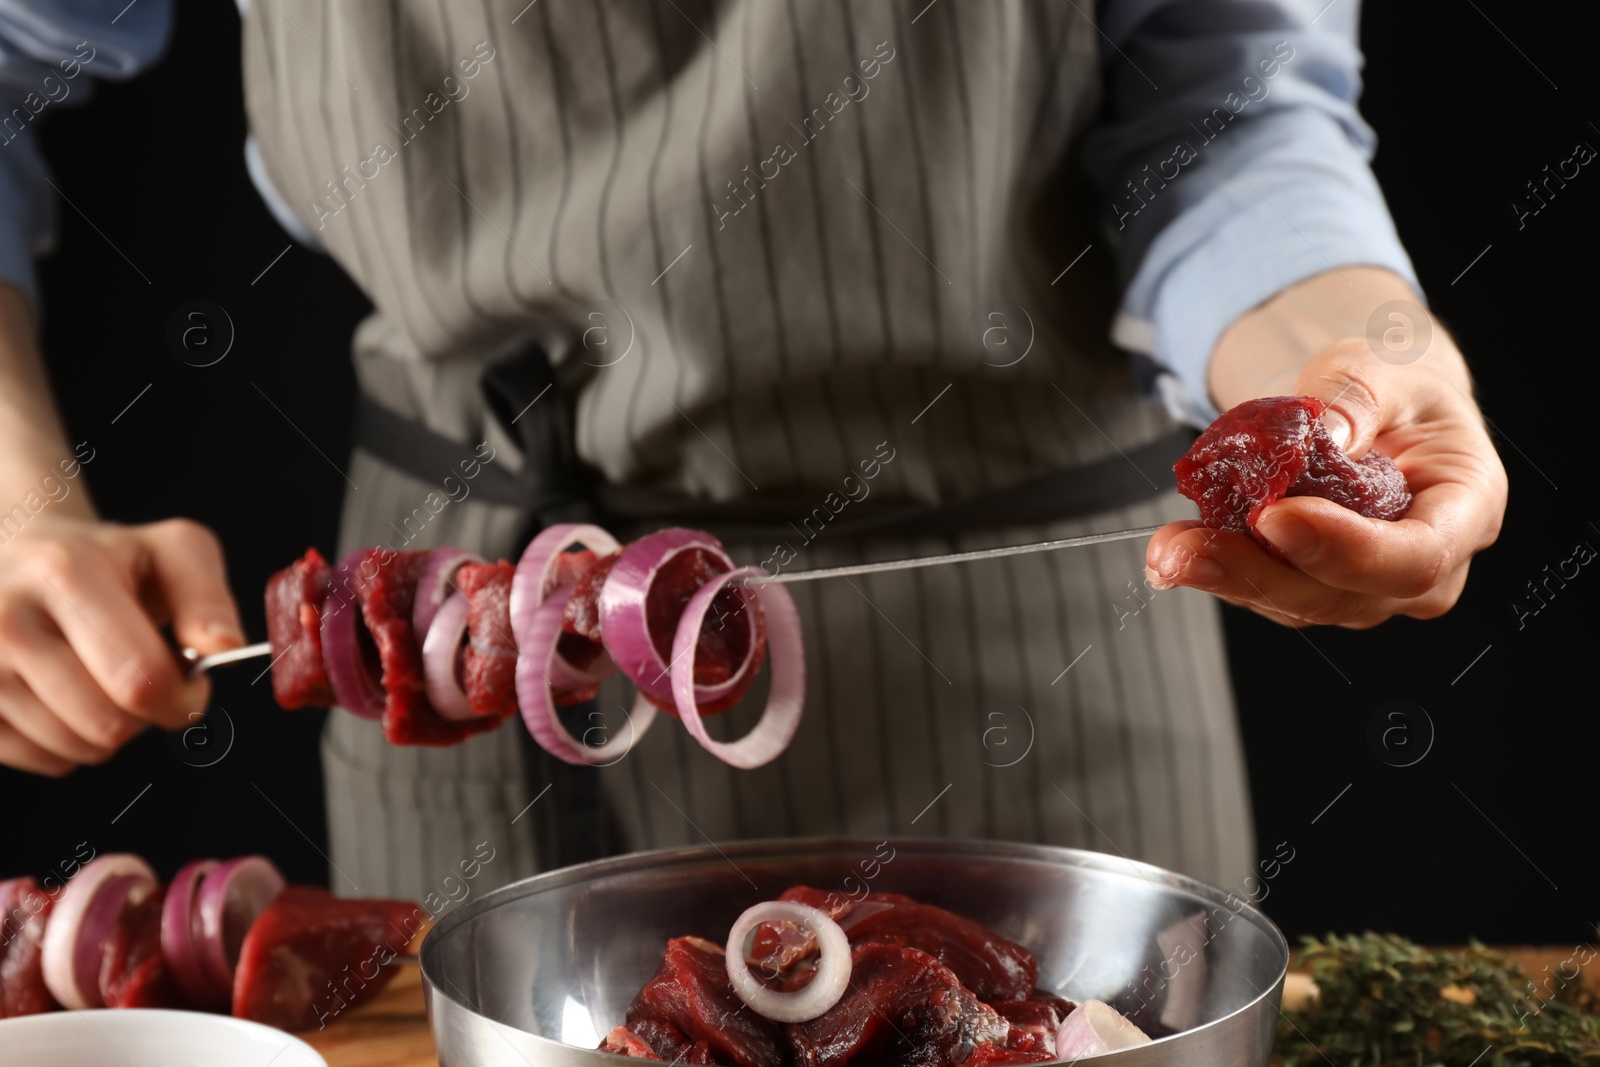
[1,853,418,1031]
[261,524,803,768]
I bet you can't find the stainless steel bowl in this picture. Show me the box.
[421,838,1288,1066]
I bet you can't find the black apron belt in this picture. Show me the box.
[354,388,1194,542]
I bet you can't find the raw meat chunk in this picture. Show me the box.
[265,548,337,709]
[1288,419,1412,516]
[747,889,1036,1005]
[232,887,420,1031]
[625,936,786,1067]
[958,1044,1056,1067]
[561,550,616,647]
[778,887,915,917]
[602,1025,666,1060]
[644,547,766,714]
[839,903,1038,1005]
[350,549,498,745]
[627,1018,718,1064]
[100,884,180,1009]
[747,888,914,974]
[1174,395,1411,548]
[992,995,1075,1043]
[456,561,519,722]
[786,945,1010,1067]
[0,878,56,1017]
[550,549,617,705]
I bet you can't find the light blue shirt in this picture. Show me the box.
[0,0,1415,428]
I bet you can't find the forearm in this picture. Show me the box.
[0,282,96,519]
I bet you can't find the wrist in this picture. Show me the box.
[1206,266,1463,410]
[0,283,98,521]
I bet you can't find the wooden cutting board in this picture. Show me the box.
[303,948,1600,1067]
[301,968,435,1067]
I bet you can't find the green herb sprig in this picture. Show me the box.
[1275,933,1600,1066]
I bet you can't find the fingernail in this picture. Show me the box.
[206,621,246,648]
[1182,555,1226,589]
[1156,549,1188,582]
[1144,564,1171,591]
[1323,410,1352,452]
[1257,513,1317,561]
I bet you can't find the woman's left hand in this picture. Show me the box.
[1144,268,1508,629]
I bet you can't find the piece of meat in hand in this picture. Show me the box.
[786,944,1011,1067]
[625,936,785,1067]
[1174,395,1411,551]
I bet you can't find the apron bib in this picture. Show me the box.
[241,0,1256,896]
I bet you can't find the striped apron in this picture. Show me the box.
[240,0,1255,897]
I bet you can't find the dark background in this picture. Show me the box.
[1,0,1593,947]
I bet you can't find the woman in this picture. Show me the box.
[0,0,1505,897]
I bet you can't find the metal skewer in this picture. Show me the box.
[181,524,1162,675]
[184,641,273,677]
[755,524,1162,584]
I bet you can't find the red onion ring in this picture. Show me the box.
[511,523,621,690]
[513,583,656,765]
[321,550,385,720]
[161,858,227,1008]
[1054,1000,1152,1056]
[599,529,764,709]
[670,568,804,768]
[40,853,156,1010]
[725,901,851,1023]
[413,546,484,637]
[195,856,286,996]
[421,591,476,721]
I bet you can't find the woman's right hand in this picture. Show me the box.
[0,517,243,775]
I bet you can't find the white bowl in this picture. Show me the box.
[0,1008,328,1066]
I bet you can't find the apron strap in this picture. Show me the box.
[352,341,1194,541]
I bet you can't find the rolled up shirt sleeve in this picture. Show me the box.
[1084,0,1418,427]
[0,0,172,304]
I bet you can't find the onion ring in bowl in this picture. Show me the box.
[1055,999,1152,1055]
[511,523,621,690]
[725,901,851,1023]
[670,567,804,768]
[513,584,656,765]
